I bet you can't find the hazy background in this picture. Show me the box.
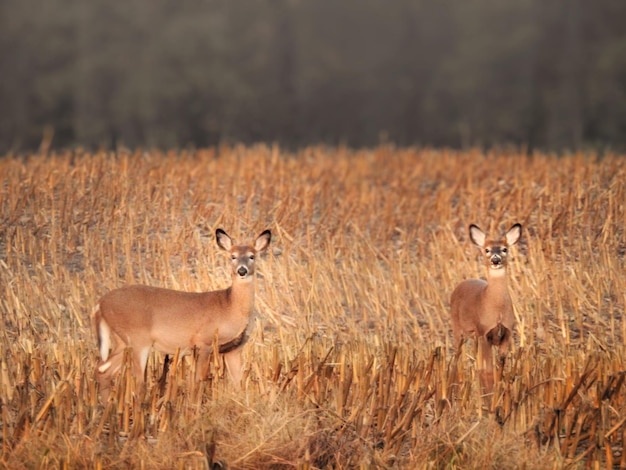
[1,0,625,153]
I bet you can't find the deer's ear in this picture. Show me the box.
[469,224,486,248]
[255,230,271,252]
[216,229,232,251]
[505,224,522,246]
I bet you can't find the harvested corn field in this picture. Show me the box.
[0,146,625,468]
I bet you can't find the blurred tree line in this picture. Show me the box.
[1,0,625,152]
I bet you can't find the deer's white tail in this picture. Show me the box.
[93,305,112,362]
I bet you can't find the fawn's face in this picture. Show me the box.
[216,229,272,281]
[482,239,510,270]
[229,245,259,279]
[469,223,522,271]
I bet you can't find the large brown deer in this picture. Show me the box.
[450,223,521,391]
[93,228,271,400]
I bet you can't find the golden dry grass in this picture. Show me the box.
[0,145,625,469]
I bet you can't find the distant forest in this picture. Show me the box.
[1,0,625,152]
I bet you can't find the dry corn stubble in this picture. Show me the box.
[0,146,624,468]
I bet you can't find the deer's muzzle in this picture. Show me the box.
[490,254,503,268]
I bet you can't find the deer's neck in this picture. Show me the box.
[484,268,510,307]
[487,266,508,283]
[227,277,256,320]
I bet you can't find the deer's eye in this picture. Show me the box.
[231,255,237,260]
[249,255,255,260]
[502,247,508,253]
[485,248,491,255]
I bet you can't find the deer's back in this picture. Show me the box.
[99,285,232,337]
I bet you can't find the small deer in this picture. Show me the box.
[450,223,522,389]
[93,228,271,400]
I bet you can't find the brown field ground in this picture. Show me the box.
[0,146,625,469]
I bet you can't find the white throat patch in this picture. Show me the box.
[489,267,507,278]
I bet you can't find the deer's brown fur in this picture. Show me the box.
[93,228,271,400]
[450,223,521,391]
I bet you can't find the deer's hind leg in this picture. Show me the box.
[96,342,125,402]
[96,343,150,401]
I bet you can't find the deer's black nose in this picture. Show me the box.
[491,255,502,266]
[237,266,248,277]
